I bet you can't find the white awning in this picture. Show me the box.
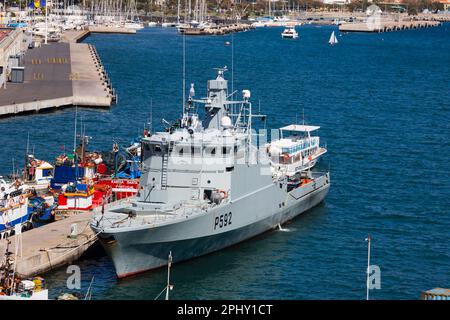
[280,124,320,132]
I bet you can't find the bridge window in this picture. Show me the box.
[222,147,231,156]
[191,146,202,157]
[204,147,216,156]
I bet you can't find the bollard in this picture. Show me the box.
[69,223,78,238]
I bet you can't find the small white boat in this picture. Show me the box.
[329,31,338,45]
[24,155,54,190]
[124,21,145,30]
[161,22,175,28]
[0,181,31,237]
[0,241,48,300]
[281,26,298,39]
[267,124,327,178]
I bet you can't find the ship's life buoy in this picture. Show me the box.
[19,195,25,205]
[282,153,291,162]
[301,179,312,186]
[218,190,228,199]
[308,155,313,161]
[8,198,14,207]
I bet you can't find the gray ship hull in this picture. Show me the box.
[96,180,330,278]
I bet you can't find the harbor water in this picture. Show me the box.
[0,24,449,299]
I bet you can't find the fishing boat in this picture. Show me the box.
[57,182,108,211]
[267,124,327,178]
[54,135,141,211]
[329,31,338,45]
[0,240,48,300]
[281,26,298,39]
[23,155,54,191]
[0,187,32,238]
[28,195,58,228]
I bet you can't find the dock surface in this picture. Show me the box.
[0,211,95,278]
[0,42,113,117]
[0,199,131,278]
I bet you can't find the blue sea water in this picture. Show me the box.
[0,24,449,300]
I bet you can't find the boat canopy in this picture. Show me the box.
[280,125,320,132]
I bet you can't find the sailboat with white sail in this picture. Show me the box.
[329,31,338,45]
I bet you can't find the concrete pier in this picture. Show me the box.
[0,211,95,278]
[0,199,131,278]
[88,26,136,34]
[61,27,135,44]
[339,20,441,33]
[61,30,91,43]
[0,42,114,117]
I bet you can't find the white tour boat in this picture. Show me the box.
[268,124,327,177]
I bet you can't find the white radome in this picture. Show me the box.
[221,116,233,129]
[242,90,251,99]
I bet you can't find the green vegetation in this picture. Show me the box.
[7,0,445,17]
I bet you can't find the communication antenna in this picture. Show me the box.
[73,106,78,153]
[11,158,15,179]
[149,98,153,133]
[26,132,30,155]
[73,106,78,184]
[182,32,186,109]
[231,32,234,95]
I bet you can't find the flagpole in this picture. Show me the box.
[165,251,172,300]
[366,235,371,301]
[44,0,48,44]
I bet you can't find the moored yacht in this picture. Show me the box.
[281,26,298,39]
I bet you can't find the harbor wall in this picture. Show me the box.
[339,20,441,33]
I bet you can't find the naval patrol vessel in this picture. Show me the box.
[91,68,330,278]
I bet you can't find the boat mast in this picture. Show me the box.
[182,31,186,109]
[177,0,180,25]
[73,106,78,183]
